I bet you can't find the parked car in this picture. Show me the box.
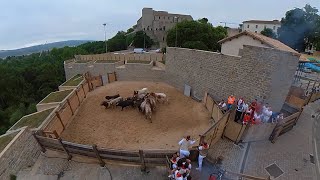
[133,48,145,54]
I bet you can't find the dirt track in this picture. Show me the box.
[61,81,210,150]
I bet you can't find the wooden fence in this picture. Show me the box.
[203,92,224,123]
[42,74,102,137]
[33,133,176,169]
[269,111,302,143]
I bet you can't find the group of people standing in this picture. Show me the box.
[218,95,283,125]
[168,136,209,180]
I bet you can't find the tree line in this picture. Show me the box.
[262,4,320,52]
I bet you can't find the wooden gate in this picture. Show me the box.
[107,72,117,83]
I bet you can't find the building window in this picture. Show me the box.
[168,17,170,20]
[156,28,157,30]
[256,25,258,28]
[247,24,250,28]
[163,26,166,31]
[255,31,257,33]
[144,28,145,31]
[147,26,149,30]
[159,28,162,31]
[159,16,160,19]
[273,26,276,30]
[163,37,165,41]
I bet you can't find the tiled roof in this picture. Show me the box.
[243,20,281,25]
[218,31,299,55]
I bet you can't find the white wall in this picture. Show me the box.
[242,23,281,35]
[221,35,270,56]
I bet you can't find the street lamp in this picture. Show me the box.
[174,16,178,47]
[103,23,107,53]
[143,30,146,50]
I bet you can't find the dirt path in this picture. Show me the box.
[61,81,211,150]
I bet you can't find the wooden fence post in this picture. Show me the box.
[55,112,65,130]
[139,150,146,171]
[58,138,72,160]
[67,99,74,115]
[53,130,59,139]
[100,75,103,86]
[114,72,118,81]
[32,132,46,153]
[92,144,105,167]
[75,90,81,104]
[81,84,86,98]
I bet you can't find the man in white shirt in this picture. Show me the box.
[178,136,196,158]
[196,142,209,171]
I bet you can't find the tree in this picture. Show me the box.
[166,19,227,51]
[132,31,153,48]
[278,4,320,51]
[261,28,276,38]
[198,18,208,24]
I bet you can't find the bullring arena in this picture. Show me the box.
[61,81,211,150]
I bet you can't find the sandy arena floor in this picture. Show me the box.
[61,81,211,150]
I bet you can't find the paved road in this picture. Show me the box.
[242,101,318,180]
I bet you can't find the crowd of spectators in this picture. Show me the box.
[218,95,284,125]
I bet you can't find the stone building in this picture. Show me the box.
[218,31,298,56]
[134,8,193,47]
[240,20,281,35]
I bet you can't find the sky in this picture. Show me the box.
[0,0,319,50]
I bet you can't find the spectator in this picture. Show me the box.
[178,136,196,158]
[218,99,227,112]
[196,142,209,171]
[235,99,244,122]
[250,99,258,120]
[227,95,236,110]
[262,107,273,123]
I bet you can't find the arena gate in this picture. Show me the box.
[107,71,117,83]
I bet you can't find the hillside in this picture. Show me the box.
[0,40,92,58]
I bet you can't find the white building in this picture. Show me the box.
[241,20,281,35]
[218,31,298,56]
[134,8,193,47]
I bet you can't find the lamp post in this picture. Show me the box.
[143,30,146,50]
[174,16,178,47]
[103,23,107,53]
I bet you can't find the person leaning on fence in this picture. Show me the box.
[234,98,245,122]
[227,95,236,110]
[178,136,196,158]
[218,99,227,112]
[196,141,209,171]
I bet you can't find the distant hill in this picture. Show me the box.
[0,40,92,58]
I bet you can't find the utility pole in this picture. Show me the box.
[143,30,146,50]
[103,23,107,53]
[174,16,178,47]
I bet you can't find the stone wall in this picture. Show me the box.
[64,46,299,112]
[0,128,40,179]
[165,46,299,111]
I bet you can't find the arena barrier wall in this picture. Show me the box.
[73,53,164,62]
[41,74,101,137]
[33,133,176,169]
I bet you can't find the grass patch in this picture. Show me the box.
[41,90,73,103]
[0,132,18,152]
[127,60,151,64]
[11,108,55,130]
[62,74,83,86]
[95,60,120,63]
